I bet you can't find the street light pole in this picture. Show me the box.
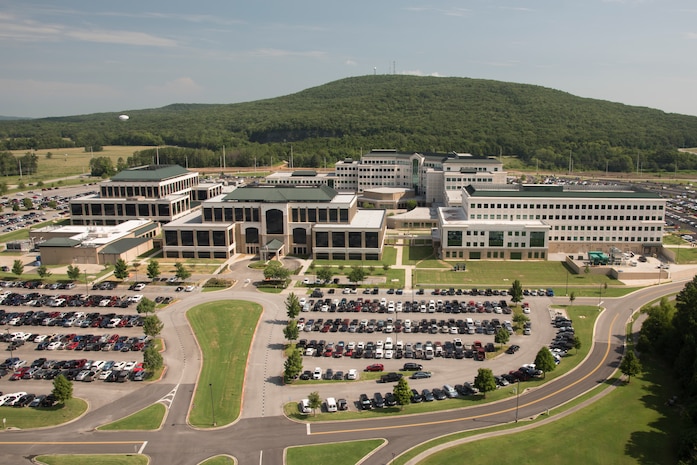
[565,268,569,296]
[209,383,216,426]
[515,379,520,422]
[6,329,12,360]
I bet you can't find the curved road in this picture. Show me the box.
[0,278,687,465]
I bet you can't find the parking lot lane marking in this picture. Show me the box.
[138,441,148,454]
[306,423,311,435]
[311,314,619,436]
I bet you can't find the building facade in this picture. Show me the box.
[69,165,222,226]
[162,185,386,260]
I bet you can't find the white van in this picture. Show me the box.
[326,397,337,412]
[299,399,311,414]
[384,337,394,350]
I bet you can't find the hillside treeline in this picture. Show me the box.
[1,75,697,173]
[638,280,697,464]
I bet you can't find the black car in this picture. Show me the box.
[379,372,403,383]
[373,392,385,408]
[402,362,423,371]
[432,388,447,400]
[299,370,312,380]
[337,398,348,411]
[410,389,423,403]
[359,393,372,410]
[384,392,397,407]
[421,389,435,402]
[506,344,520,354]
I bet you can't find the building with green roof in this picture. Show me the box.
[69,164,222,226]
[163,185,386,260]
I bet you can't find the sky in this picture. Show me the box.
[1,1,697,118]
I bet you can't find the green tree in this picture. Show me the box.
[283,319,299,343]
[174,262,192,281]
[143,314,164,338]
[283,348,303,383]
[66,264,81,281]
[382,264,390,271]
[11,259,24,277]
[143,344,163,372]
[495,327,510,347]
[619,349,642,383]
[510,279,523,304]
[137,297,156,315]
[52,374,73,404]
[285,293,301,320]
[347,266,367,285]
[534,347,557,378]
[116,157,128,172]
[89,156,115,177]
[22,197,33,209]
[308,391,322,416]
[405,199,418,211]
[47,200,58,209]
[147,260,161,281]
[113,259,129,280]
[393,377,411,409]
[512,312,529,329]
[474,368,497,398]
[263,261,290,283]
[569,291,576,306]
[36,264,51,279]
[572,335,582,354]
[316,267,334,284]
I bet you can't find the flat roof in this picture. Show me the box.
[110,165,193,182]
[438,207,547,228]
[36,219,152,247]
[100,236,150,255]
[464,184,662,199]
[313,209,385,230]
[389,207,438,221]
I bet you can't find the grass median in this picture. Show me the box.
[0,398,87,429]
[35,455,147,465]
[187,300,262,427]
[98,403,166,431]
[286,439,385,465]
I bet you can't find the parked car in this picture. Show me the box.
[379,372,403,383]
[299,399,311,414]
[359,393,372,410]
[402,362,423,371]
[365,363,384,372]
[410,371,432,379]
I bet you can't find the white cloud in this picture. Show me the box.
[345,59,358,66]
[250,48,326,58]
[686,32,697,39]
[66,29,176,47]
[402,70,443,77]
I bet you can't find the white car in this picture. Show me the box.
[184,285,195,292]
[133,283,146,291]
[346,369,358,380]
[130,295,144,304]
[47,341,61,351]
[312,367,322,380]
[98,370,112,380]
[124,360,138,371]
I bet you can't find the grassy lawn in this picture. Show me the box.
[286,439,385,465]
[402,246,435,265]
[0,218,70,244]
[414,354,682,465]
[35,456,147,465]
[97,403,166,431]
[199,456,235,465]
[0,398,87,429]
[187,300,262,427]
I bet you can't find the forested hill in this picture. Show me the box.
[2,75,697,173]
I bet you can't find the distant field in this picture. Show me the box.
[9,146,153,184]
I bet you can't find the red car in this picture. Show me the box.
[365,363,384,372]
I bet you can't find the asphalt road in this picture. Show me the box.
[0,277,688,465]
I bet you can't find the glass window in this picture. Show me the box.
[165,230,178,246]
[349,232,362,248]
[196,230,210,246]
[530,231,545,247]
[292,228,307,244]
[214,208,223,222]
[203,208,213,222]
[318,209,327,222]
[308,209,317,222]
[266,209,284,234]
[125,204,136,216]
[447,230,462,247]
[245,227,259,244]
[138,204,149,216]
[235,208,244,222]
[488,231,504,247]
[104,204,115,216]
[224,208,233,222]
[158,204,170,217]
[180,231,194,246]
[70,204,83,216]
[213,231,226,246]
[332,232,345,247]
[365,232,378,249]
[91,204,102,215]
[329,209,338,222]
[340,209,349,223]
[316,231,329,247]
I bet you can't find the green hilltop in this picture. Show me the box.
[2,75,697,172]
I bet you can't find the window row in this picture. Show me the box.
[446,231,545,248]
[471,203,663,211]
[164,229,233,247]
[554,225,660,231]
[71,202,186,218]
[314,231,380,249]
[290,207,349,224]
[552,236,661,242]
[470,214,662,222]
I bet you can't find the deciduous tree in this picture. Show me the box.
[308,391,322,416]
[143,344,163,372]
[510,279,523,304]
[619,349,641,383]
[143,314,164,338]
[283,320,299,343]
[137,297,156,315]
[52,374,73,404]
[113,259,129,280]
[534,347,557,378]
[66,264,80,281]
[495,327,510,347]
[285,293,301,320]
[12,259,24,277]
[474,368,497,398]
[393,377,411,409]
[348,266,367,285]
[147,260,161,281]
[283,348,303,383]
[174,262,192,281]
[36,264,51,279]
[316,267,333,284]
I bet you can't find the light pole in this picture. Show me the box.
[565,268,569,296]
[209,383,216,426]
[515,379,520,422]
[6,329,12,360]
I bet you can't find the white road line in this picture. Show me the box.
[138,441,148,454]
[259,450,263,464]
[306,423,311,435]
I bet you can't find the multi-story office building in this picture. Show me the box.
[69,165,222,226]
[436,183,666,260]
[162,185,386,260]
[333,149,506,204]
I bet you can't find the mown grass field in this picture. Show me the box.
[187,300,262,427]
[97,403,166,431]
[0,398,87,429]
[35,455,147,465]
[286,439,385,465]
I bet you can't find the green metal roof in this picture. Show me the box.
[464,185,661,199]
[99,237,150,255]
[132,222,158,237]
[110,165,190,182]
[263,239,285,251]
[39,238,80,248]
[223,185,338,203]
